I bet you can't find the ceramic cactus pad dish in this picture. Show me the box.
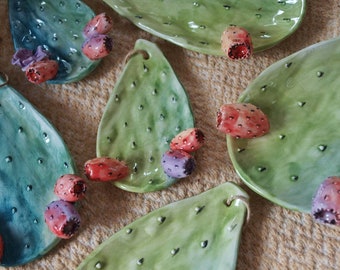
[96,39,194,193]
[78,182,249,270]
[8,0,100,83]
[0,75,77,266]
[104,0,305,55]
[227,36,340,213]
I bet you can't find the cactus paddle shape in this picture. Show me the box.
[8,0,100,83]
[227,36,340,213]
[97,39,194,193]
[77,182,249,270]
[0,75,76,266]
[104,0,305,55]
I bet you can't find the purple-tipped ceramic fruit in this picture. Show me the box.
[82,34,113,60]
[221,26,253,60]
[161,149,195,178]
[44,200,81,239]
[83,13,113,38]
[54,174,87,202]
[312,176,340,226]
[170,128,205,153]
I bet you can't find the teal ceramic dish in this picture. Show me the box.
[227,37,340,213]
[8,0,100,83]
[104,0,305,55]
[0,75,76,266]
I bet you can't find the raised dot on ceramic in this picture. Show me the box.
[95,261,103,269]
[318,144,327,152]
[5,156,13,163]
[290,175,299,181]
[171,248,180,256]
[26,185,33,191]
[63,162,69,168]
[195,206,205,214]
[12,207,17,214]
[126,228,133,234]
[297,101,306,107]
[137,258,144,265]
[223,4,231,9]
[18,102,25,109]
[317,71,324,77]
[257,166,266,172]
[37,158,44,164]
[201,240,208,248]
[158,216,166,224]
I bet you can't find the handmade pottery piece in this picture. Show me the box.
[227,36,340,213]
[8,0,100,83]
[77,182,249,270]
[104,0,305,55]
[97,39,195,193]
[0,74,77,266]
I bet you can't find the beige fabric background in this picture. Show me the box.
[0,0,340,269]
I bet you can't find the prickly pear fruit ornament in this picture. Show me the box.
[96,39,195,193]
[8,0,101,83]
[0,74,77,266]
[312,176,340,226]
[227,36,340,213]
[104,0,305,55]
[77,182,249,270]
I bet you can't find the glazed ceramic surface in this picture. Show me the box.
[8,0,100,83]
[0,75,76,266]
[104,0,305,55]
[77,182,248,270]
[228,37,340,213]
[97,39,194,193]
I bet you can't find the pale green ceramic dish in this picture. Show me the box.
[104,0,305,55]
[97,39,194,193]
[78,182,248,270]
[228,37,340,213]
[0,75,76,266]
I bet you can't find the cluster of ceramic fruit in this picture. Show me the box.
[11,13,114,84]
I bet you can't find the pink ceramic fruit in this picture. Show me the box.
[161,149,196,178]
[170,128,205,153]
[312,176,340,226]
[25,59,58,84]
[216,103,270,139]
[44,200,81,239]
[54,174,87,202]
[83,13,113,38]
[84,157,129,182]
[82,34,113,60]
[221,25,253,60]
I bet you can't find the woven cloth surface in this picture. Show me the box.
[0,0,340,269]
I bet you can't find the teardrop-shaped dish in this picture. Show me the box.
[97,39,194,193]
[0,75,76,266]
[8,0,100,84]
[77,182,248,270]
[227,36,340,213]
[104,0,305,55]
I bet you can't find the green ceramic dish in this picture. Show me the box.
[228,36,340,213]
[0,75,76,266]
[77,182,248,270]
[104,0,305,55]
[97,39,194,193]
